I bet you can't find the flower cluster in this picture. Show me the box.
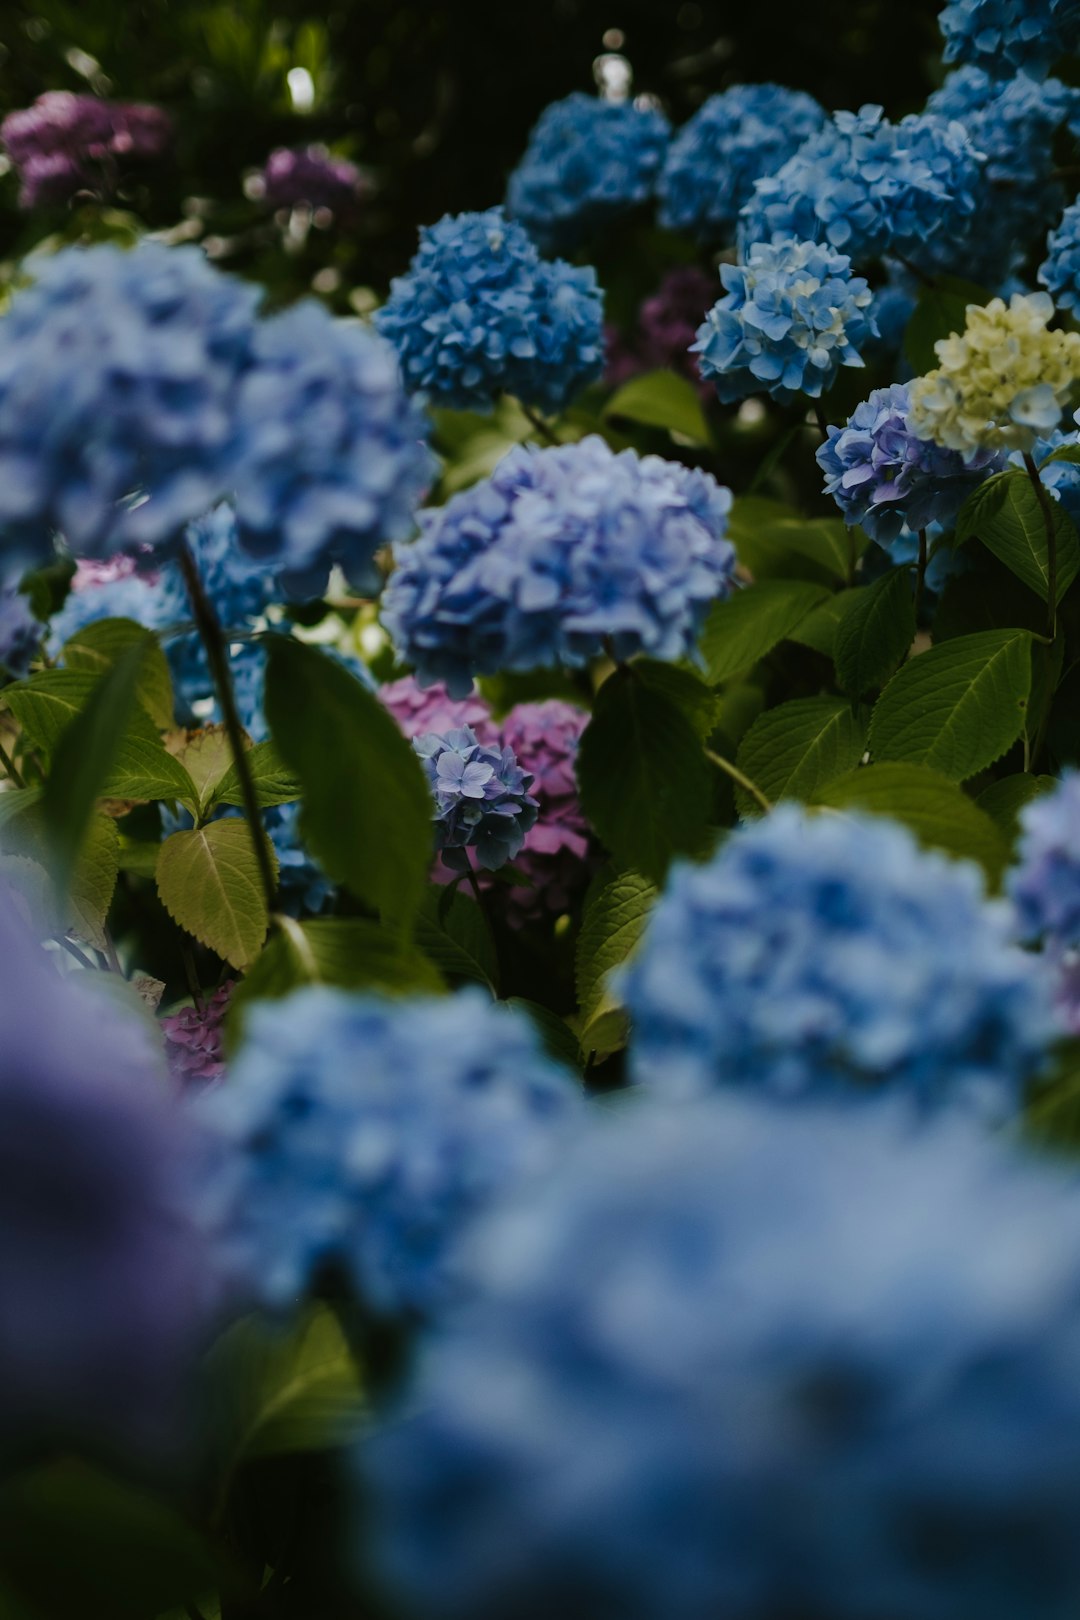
[363,1094,1080,1620]
[379,674,498,744]
[161,982,234,1087]
[623,807,1055,1120]
[604,267,718,399]
[692,239,875,404]
[0,882,207,1462]
[375,208,604,414]
[907,291,1080,455]
[381,436,735,695]
[256,145,368,215]
[0,91,171,209]
[1041,199,1080,316]
[939,0,1080,77]
[658,83,824,243]
[506,92,670,253]
[929,68,1079,283]
[498,701,591,920]
[739,105,984,278]
[1008,427,1080,525]
[414,725,538,872]
[230,299,434,596]
[1009,774,1080,946]
[0,584,42,677]
[817,382,1001,547]
[192,987,581,1321]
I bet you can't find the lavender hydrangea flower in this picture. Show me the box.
[414,725,538,872]
[161,982,234,1087]
[939,0,1080,77]
[230,299,434,596]
[623,806,1056,1121]
[817,382,1002,546]
[0,243,262,575]
[381,436,735,696]
[256,145,368,215]
[506,92,670,253]
[363,1093,1080,1620]
[658,83,825,243]
[739,106,984,279]
[1041,198,1080,315]
[692,239,876,404]
[1,91,171,209]
[0,882,208,1463]
[604,267,718,401]
[192,986,582,1321]
[0,584,42,677]
[498,700,591,921]
[375,208,604,414]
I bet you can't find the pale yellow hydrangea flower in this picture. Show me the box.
[907,291,1080,457]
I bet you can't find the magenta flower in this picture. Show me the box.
[499,700,593,921]
[1,92,171,208]
[379,675,498,744]
[162,982,234,1087]
[257,146,369,216]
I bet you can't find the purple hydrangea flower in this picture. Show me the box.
[375,208,604,414]
[605,267,718,401]
[381,436,736,696]
[414,725,539,872]
[161,981,234,1087]
[693,239,876,404]
[497,700,592,921]
[817,382,1002,547]
[0,882,208,1463]
[256,145,369,215]
[1,91,171,209]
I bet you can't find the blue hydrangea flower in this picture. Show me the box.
[864,262,918,361]
[375,208,604,414]
[414,725,538,872]
[739,106,984,279]
[0,583,42,677]
[1008,772,1080,944]
[362,1093,1080,1620]
[939,0,1080,77]
[817,382,1002,546]
[506,92,670,253]
[231,299,434,598]
[0,881,208,1463]
[0,242,263,577]
[1041,198,1080,315]
[381,436,735,697]
[622,806,1056,1120]
[1006,428,1080,525]
[692,239,876,404]
[930,68,1079,284]
[264,801,336,916]
[657,83,824,243]
[191,986,582,1320]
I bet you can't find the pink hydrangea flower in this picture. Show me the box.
[161,982,233,1086]
[499,700,592,921]
[379,675,499,744]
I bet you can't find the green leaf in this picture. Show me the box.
[577,669,711,883]
[205,1306,364,1484]
[4,671,106,758]
[156,820,277,969]
[0,786,41,830]
[813,762,1009,885]
[61,615,174,728]
[834,566,916,696]
[602,368,713,447]
[699,579,831,685]
[786,586,870,657]
[99,732,199,809]
[264,638,432,925]
[210,738,301,811]
[734,696,868,817]
[868,629,1032,781]
[503,997,583,1074]
[414,887,497,991]
[975,772,1056,840]
[67,814,119,951]
[1045,442,1080,466]
[170,724,236,812]
[956,469,1079,603]
[39,642,146,900]
[728,498,868,586]
[229,914,443,1037]
[633,659,719,736]
[575,868,657,1058]
[903,275,988,375]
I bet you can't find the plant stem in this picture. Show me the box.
[101,923,123,975]
[913,528,928,624]
[465,858,501,996]
[57,936,97,971]
[810,401,830,441]
[177,539,278,919]
[0,735,25,788]
[518,401,561,446]
[1023,451,1058,641]
[705,747,773,814]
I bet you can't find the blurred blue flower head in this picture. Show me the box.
[0,583,41,677]
[1009,772,1080,946]
[506,91,670,253]
[381,435,735,696]
[939,0,1080,77]
[363,1093,1080,1620]
[623,805,1056,1119]
[192,987,582,1321]
[375,207,604,414]
[817,382,1002,546]
[739,105,984,279]
[658,83,825,243]
[693,239,876,404]
[1041,198,1080,316]
[415,725,538,872]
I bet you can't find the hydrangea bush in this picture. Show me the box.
[6,4,1080,1615]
